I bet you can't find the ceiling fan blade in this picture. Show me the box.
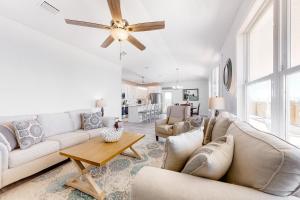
[107,0,122,22]
[127,35,146,51]
[127,21,165,32]
[65,19,111,30]
[101,35,115,48]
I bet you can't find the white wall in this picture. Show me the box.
[161,79,209,115]
[0,16,121,117]
[219,0,256,115]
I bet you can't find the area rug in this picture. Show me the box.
[0,122,165,200]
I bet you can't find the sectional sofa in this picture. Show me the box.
[132,114,300,200]
[0,109,115,189]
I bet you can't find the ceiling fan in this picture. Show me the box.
[65,0,165,51]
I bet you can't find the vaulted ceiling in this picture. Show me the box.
[0,0,243,83]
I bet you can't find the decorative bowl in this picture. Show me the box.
[101,128,124,143]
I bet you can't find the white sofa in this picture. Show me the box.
[0,109,115,189]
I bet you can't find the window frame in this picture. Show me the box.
[242,0,300,141]
[244,0,278,134]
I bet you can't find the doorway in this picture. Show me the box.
[162,91,173,114]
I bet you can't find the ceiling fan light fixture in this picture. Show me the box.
[111,28,128,41]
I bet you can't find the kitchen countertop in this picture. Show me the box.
[127,104,146,107]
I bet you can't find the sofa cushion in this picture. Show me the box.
[0,115,37,124]
[203,117,216,145]
[163,128,203,172]
[225,121,300,196]
[46,131,89,149]
[81,112,103,130]
[0,123,18,151]
[156,124,173,136]
[77,127,109,139]
[9,140,59,168]
[38,113,75,137]
[66,109,90,130]
[211,116,234,141]
[12,120,45,150]
[132,166,299,200]
[182,135,234,180]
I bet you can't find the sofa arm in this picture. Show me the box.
[102,117,116,128]
[172,121,191,135]
[0,143,8,172]
[155,119,168,126]
[132,167,296,200]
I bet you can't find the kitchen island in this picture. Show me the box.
[128,104,146,123]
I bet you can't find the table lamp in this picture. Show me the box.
[96,98,106,117]
[208,97,225,117]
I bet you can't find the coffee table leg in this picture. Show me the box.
[66,159,105,200]
[121,146,142,159]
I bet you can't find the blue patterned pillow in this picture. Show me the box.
[0,123,18,151]
[12,120,44,149]
[81,112,103,130]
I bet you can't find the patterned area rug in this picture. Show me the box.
[0,122,165,200]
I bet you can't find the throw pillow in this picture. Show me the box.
[189,116,203,128]
[0,123,18,151]
[12,120,44,150]
[81,112,103,130]
[203,118,210,136]
[182,135,234,180]
[203,117,216,145]
[162,128,204,172]
[211,116,235,141]
[225,121,300,197]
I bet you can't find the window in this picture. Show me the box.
[249,3,274,81]
[209,66,219,97]
[241,0,300,145]
[247,81,272,132]
[245,1,274,132]
[286,72,300,146]
[291,0,300,68]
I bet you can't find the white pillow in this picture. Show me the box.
[182,135,234,180]
[162,128,203,172]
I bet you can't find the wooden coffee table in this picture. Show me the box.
[59,132,145,200]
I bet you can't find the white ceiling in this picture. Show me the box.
[0,0,242,83]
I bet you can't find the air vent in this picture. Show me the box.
[40,1,59,15]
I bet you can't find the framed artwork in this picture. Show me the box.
[183,89,199,101]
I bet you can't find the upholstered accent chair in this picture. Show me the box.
[155,106,191,141]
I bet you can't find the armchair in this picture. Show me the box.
[155,106,191,141]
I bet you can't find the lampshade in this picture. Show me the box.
[208,97,225,110]
[96,99,106,108]
[111,28,128,41]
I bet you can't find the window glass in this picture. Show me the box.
[249,3,274,81]
[247,80,272,132]
[291,0,300,67]
[287,72,300,146]
[211,67,219,97]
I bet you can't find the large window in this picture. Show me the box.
[291,0,300,68]
[287,72,300,146]
[286,0,300,145]
[247,81,271,132]
[209,66,219,97]
[245,1,274,132]
[249,3,274,81]
[242,0,300,145]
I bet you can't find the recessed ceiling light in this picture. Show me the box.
[40,1,60,15]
